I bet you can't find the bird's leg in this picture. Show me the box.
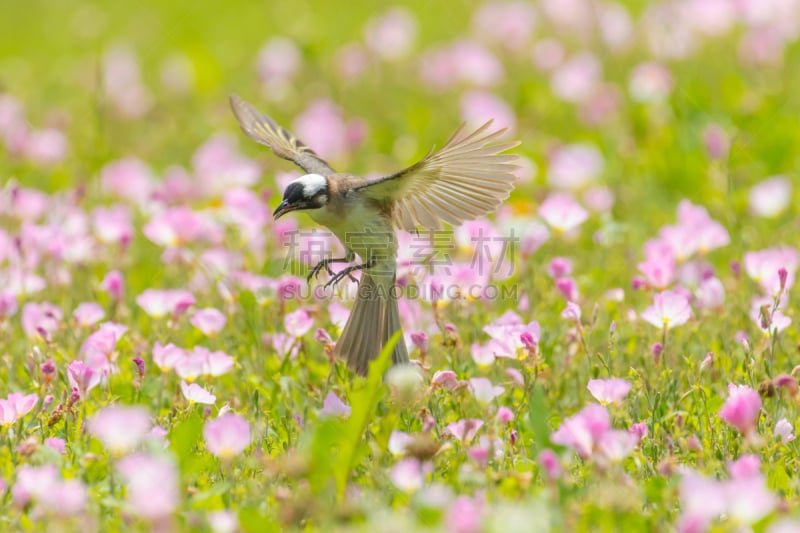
[307,257,352,283]
[324,260,375,290]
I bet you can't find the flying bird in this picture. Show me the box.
[230,94,519,375]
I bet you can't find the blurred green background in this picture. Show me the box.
[2,0,799,220]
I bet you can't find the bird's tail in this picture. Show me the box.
[333,271,409,375]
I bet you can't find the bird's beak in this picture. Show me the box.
[273,201,295,220]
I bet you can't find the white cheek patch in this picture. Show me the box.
[299,173,327,197]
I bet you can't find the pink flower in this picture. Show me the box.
[550,52,601,103]
[203,413,251,459]
[388,430,415,456]
[587,378,632,405]
[21,301,62,339]
[24,128,68,166]
[480,311,541,358]
[555,277,579,301]
[774,418,795,444]
[506,367,525,387]
[0,400,16,426]
[80,324,124,367]
[7,392,38,417]
[335,43,369,80]
[718,384,761,435]
[197,347,235,376]
[538,448,561,480]
[547,257,573,278]
[92,205,133,247]
[597,430,636,462]
[678,460,777,531]
[72,302,105,327]
[12,464,58,507]
[547,143,604,189]
[12,465,87,516]
[640,290,692,329]
[364,7,417,60]
[561,301,582,322]
[284,308,313,337]
[446,495,483,533]
[696,277,725,309]
[702,124,730,160]
[550,404,610,459]
[460,90,516,134]
[749,176,791,218]
[468,378,505,405]
[327,301,350,330]
[293,99,362,161]
[431,370,459,390]
[751,296,792,335]
[88,405,152,454]
[629,423,648,445]
[143,207,217,247]
[390,458,426,492]
[269,333,299,360]
[0,290,18,320]
[539,193,589,233]
[773,374,798,396]
[470,339,510,365]
[637,257,675,290]
[102,46,153,118]
[67,360,102,397]
[496,406,515,424]
[744,246,798,295]
[152,342,186,372]
[136,288,195,319]
[101,270,125,301]
[420,39,504,90]
[190,307,227,336]
[208,510,240,533]
[472,1,537,52]
[45,437,66,454]
[638,239,676,289]
[662,200,730,258]
[100,157,154,206]
[0,392,37,426]
[409,331,429,353]
[191,134,260,196]
[117,454,179,520]
[180,381,216,405]
[445,419,484,444]
[256,37,301,84]
[319,391,351,418]
[628,61,673,102]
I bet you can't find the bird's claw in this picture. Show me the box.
[323,262,371,290]
[307,258,343,283]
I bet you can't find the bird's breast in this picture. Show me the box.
[309,196,397,272]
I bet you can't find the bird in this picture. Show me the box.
[229,94,520,375]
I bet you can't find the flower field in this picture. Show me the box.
[1,0,800,531]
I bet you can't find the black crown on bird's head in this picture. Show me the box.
[273,174,329,219]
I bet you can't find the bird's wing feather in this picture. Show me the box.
[229,94,335,176]
[356,121,519,231]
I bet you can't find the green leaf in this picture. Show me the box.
[238,507,279,533]
[333,331,400,500]
[527,384,551,452]
[239,290,263,354]
[170,413,203,472]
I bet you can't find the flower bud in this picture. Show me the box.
[40,359,57,385]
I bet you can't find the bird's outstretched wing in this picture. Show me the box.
[355,121,519,231]
[229,94,335,176]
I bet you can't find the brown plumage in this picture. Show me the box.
[230,94,519,375]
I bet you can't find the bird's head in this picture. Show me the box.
[273,173,329,220]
